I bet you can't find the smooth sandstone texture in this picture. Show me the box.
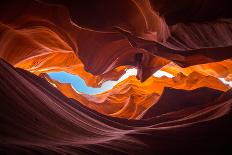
[0,59,232,154]
[0,0,232,154]
[41,72,229,120]
[1,0,232,83]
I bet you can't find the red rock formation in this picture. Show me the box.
[0,19,128,87]
[162,60,232,80]
[1,0,231,83]
[40,71,229,120]
[0,59,231,154]
[1,0,232,154]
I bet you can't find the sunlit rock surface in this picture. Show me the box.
[1,0,232,154]
[41,71,229,120]
[1,59,232,154]
[2,0,232,83]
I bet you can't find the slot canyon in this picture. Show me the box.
[0,0,232,154]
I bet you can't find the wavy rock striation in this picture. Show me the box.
[1,0,232,82]
[1,0,232,154]
[41,71,229,120]
[1,59,232,154]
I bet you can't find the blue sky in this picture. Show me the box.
[49,71,115,95]
[48,69,174,95]
[48,69,137,95]
[49,69,232,95]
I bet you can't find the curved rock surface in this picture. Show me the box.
[1,59,232,154]
[1,0,232,154]
[1,0,232,82]
[40,71,229,119]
